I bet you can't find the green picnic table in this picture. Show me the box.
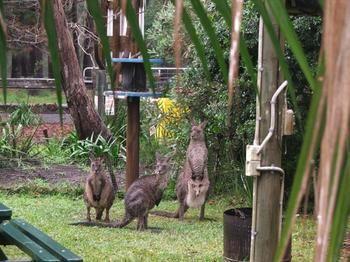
[0,203,82,262]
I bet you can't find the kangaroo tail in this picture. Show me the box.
[106,158,118,192]
[149,210,178,218]
[115,213,133,228]
[69,220,118,228]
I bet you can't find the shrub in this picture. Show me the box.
[9,103,41,126]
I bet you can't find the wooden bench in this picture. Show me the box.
[0,203,82,261]
[0,203,12,222]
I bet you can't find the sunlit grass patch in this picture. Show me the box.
[0,193,317,261]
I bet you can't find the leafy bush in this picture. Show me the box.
[145,1,322,198]
[0,123,38,167]
[62,132,124,166]
[9,103,41,126]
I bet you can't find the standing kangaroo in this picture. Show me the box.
[84,156,116,222]
[116,153,171,230]
[152,120,210,220]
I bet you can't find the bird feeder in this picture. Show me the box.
[104,0,163,190]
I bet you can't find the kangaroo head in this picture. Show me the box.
[154,153,171,176]
[190,120,207,141]
[90,156,104,174]
[188,178,205,197]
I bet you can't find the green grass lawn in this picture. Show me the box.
[0,193,316,261]
[0,89,66,104]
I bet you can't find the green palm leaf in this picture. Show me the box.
[274,86,325,261]
[86,0,115,88]
[328,153,350,261]
[180,4,211,80]
[189,0,228,85]
[0,0,7,105]
[41,0,63,124]
[251,0,301,126]
[124,0,156,90]
[267,0,317,91]
[212,0,258,95]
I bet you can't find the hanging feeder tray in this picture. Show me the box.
[112,58,163,92]
[286,0,322,16]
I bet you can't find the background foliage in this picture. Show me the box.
[144,0,322,199]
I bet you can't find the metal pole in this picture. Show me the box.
[92,70,106,117]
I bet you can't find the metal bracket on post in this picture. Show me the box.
[257,81,288,154]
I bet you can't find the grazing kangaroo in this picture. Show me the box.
[84,156,116,222]
[116,153,171,230]
[151,120,210,220]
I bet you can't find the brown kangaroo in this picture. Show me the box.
[71,154,171,231]
[116,153,171,230]
[84,156,116,222]
[151,120,210,220]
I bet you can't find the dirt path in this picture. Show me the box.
[0,165,126,190]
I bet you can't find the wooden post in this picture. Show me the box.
[92,70,106,117]
[251,8,284,262]
[126,97,140,190]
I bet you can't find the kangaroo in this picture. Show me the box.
[187,120,208,180]
[116,153,171,230]
[84,156,116,222]
[151,120,210,220]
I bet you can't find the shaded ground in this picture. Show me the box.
[0,164,126,191]
[0,165,86,189]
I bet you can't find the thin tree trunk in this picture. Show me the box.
[52,0,111,140]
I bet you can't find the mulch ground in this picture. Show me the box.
[0,165,87,189]
[21,123,74,142]
[0,163,126,192]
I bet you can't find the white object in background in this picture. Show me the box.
[107,9,114,36]
[120,14,127,36]
[283,109,295,135]
[246,145,261,177]
[105,96,115,115]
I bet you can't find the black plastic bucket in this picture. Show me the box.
[223,208,291,262]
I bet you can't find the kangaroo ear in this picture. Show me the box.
[155,152,161,160]
[190,118,197,126]
[200,120,208,129]
[89,152,95,162]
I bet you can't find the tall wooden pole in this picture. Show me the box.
[251,7,284,262]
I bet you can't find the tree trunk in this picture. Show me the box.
[52,0,111,140]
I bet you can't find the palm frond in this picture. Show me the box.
[125,0,156,90]
[267,0,318,91]
[189,0,228,84]
[251,0,301,126]
[212,0,258,95]
[41,0,63,124]
[86,0,115,88]
[0,0,7,105]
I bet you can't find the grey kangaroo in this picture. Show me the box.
[84,156,116,222]
[116,153,171,230]
[151,120,210,220]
